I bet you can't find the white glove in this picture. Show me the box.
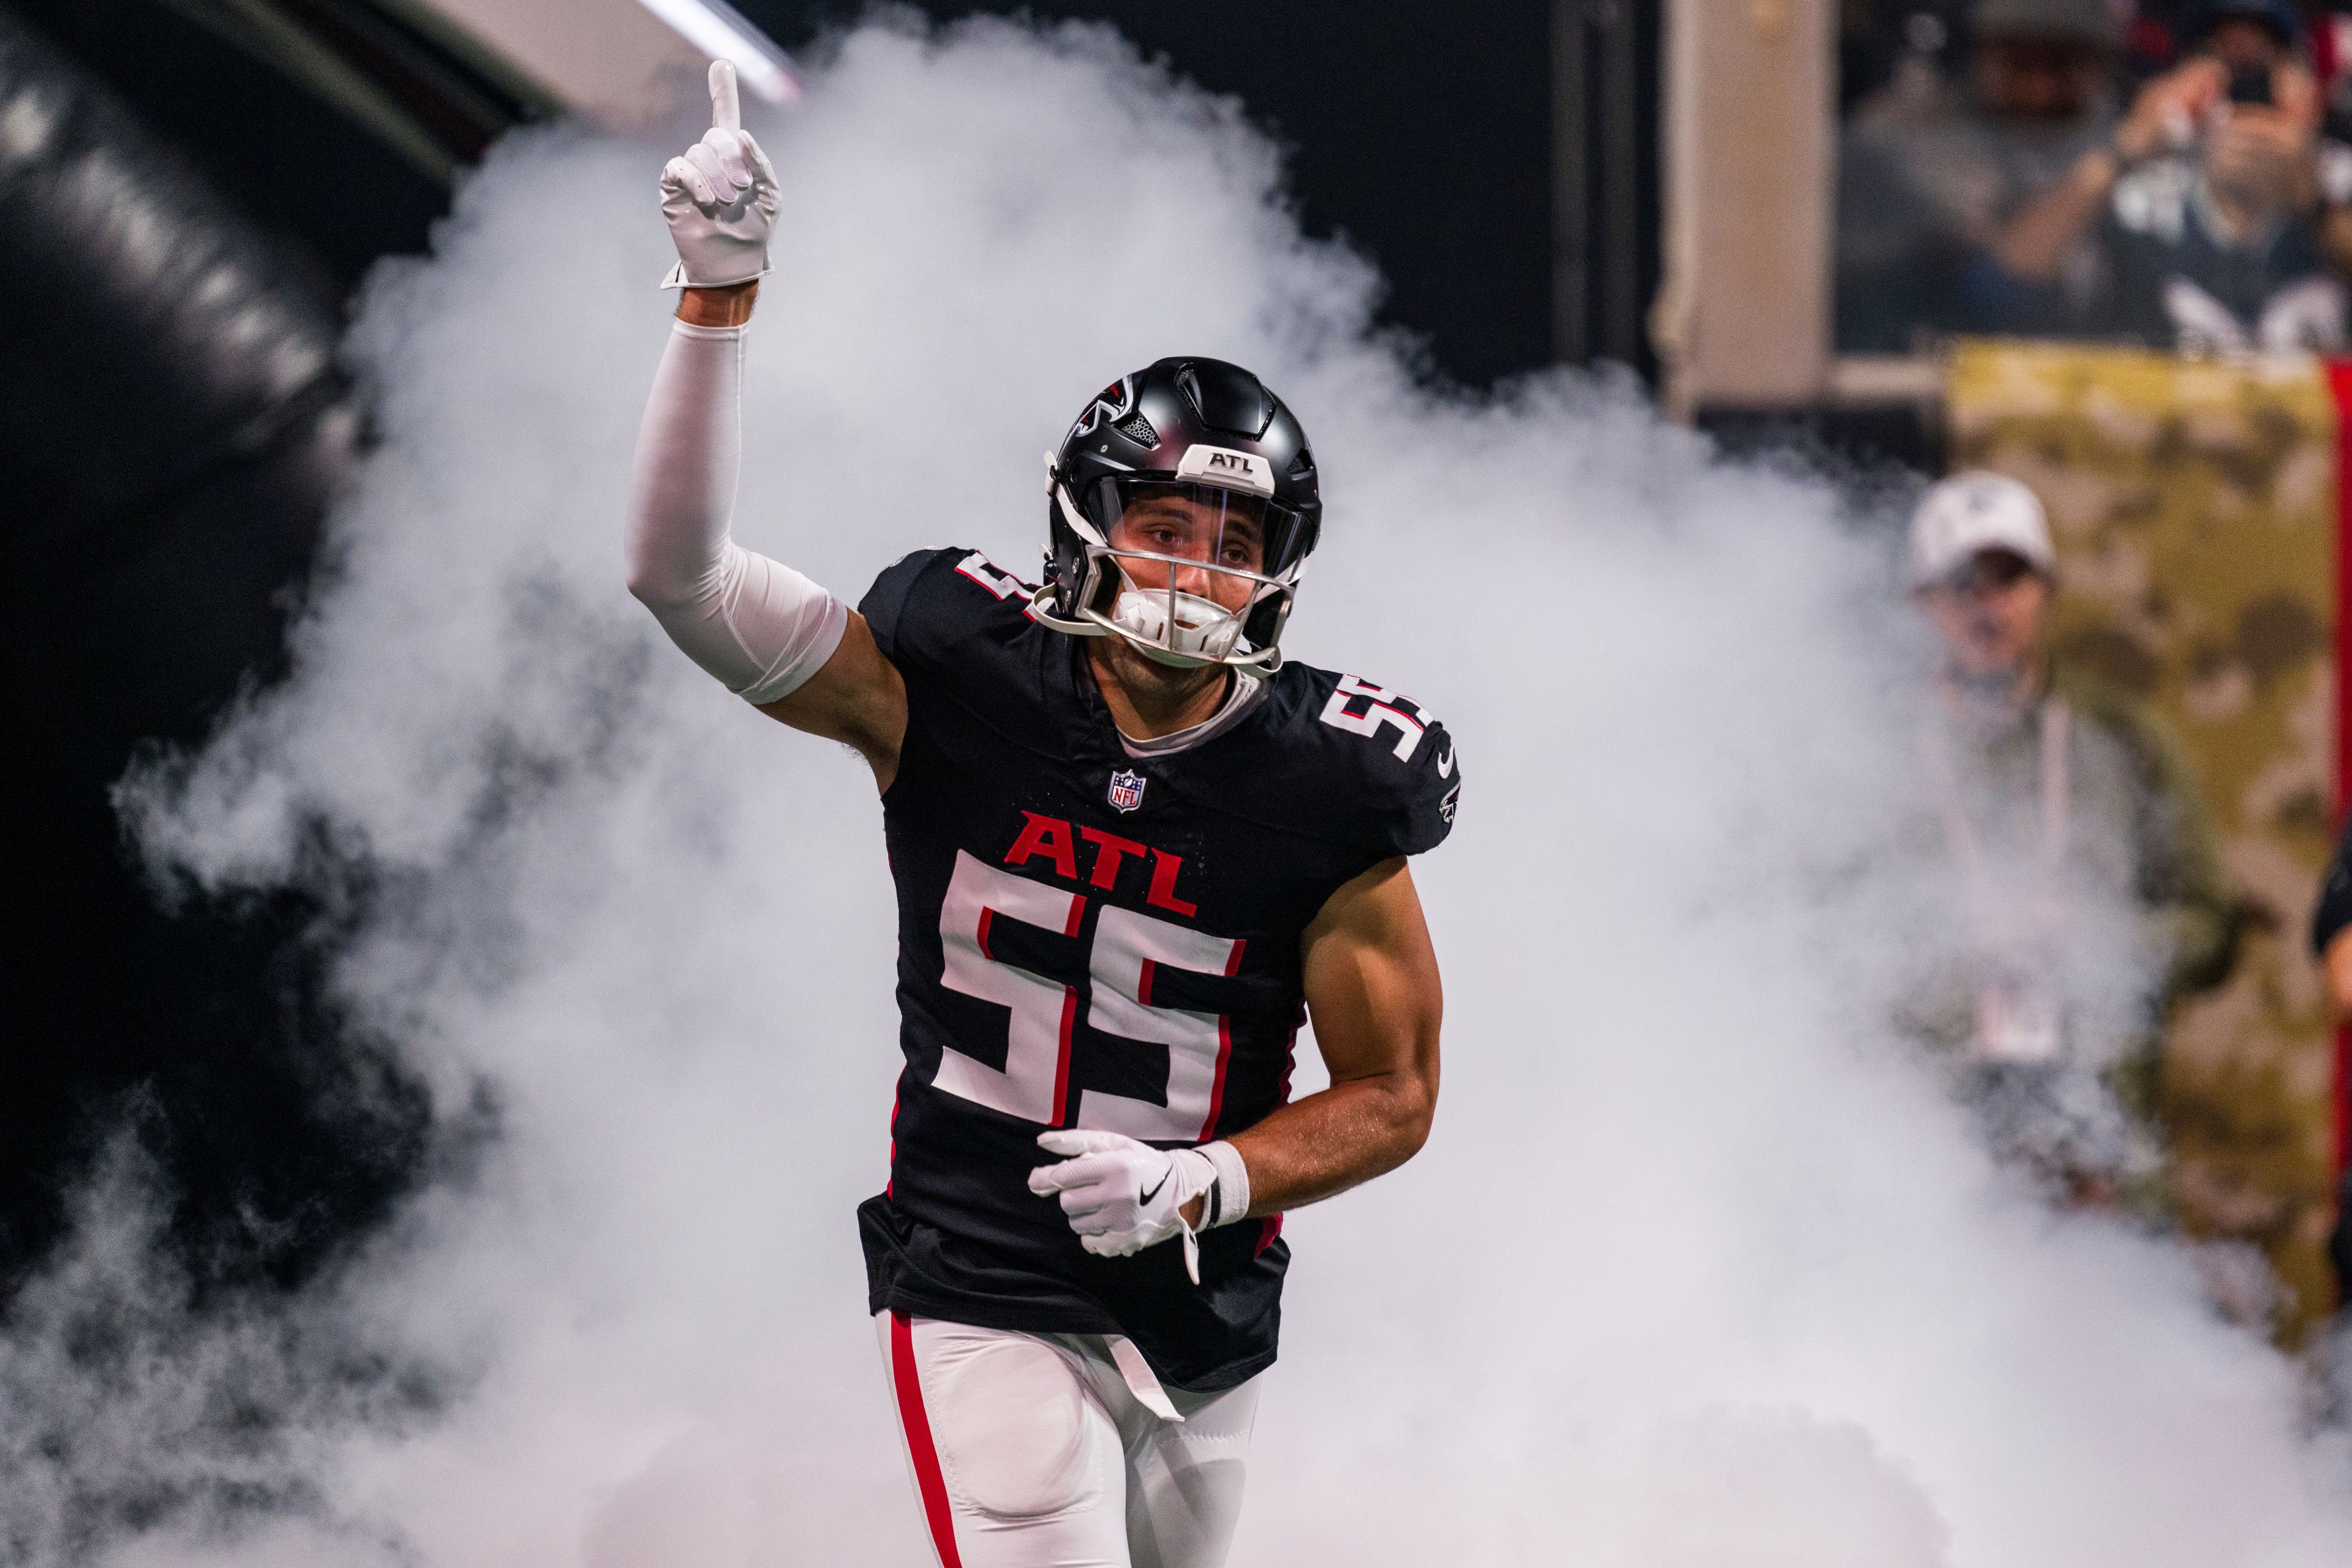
[658,61,780,288]
[1029,1129,1221,1283]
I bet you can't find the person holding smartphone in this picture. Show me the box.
[1997,0,2352,350]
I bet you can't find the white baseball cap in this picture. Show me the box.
[1907,470,2056,588]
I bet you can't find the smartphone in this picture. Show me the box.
[2228,63,2275,107]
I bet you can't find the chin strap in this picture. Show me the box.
[1026,581,1286,673]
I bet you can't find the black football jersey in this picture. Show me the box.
[854,546,1458,1392]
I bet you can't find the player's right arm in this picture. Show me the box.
[624,62,907,791]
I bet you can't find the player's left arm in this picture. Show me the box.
[1206,854,1441,1219]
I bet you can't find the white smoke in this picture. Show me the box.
[13,12,2350,1565]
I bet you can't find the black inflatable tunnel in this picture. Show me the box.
[0,0,535,1294]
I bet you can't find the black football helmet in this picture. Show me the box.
[1033,356,1322,671]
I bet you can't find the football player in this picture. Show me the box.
[626,65,1459,1568]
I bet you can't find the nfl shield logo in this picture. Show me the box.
[1107,769,1147,813]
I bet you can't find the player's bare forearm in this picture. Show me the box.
[1209,857,1441,1219]
[755,610,908,791]
[1220,1068,1435,1216]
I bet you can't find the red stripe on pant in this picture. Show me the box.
[889,1313,964,1568]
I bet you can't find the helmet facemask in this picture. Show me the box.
[1041,475,1310,671]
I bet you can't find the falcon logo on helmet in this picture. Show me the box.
[1066,376,1137,443]
[1033,356,1322,672]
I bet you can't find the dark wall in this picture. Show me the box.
[1554,0,1661,375]
[745,0,1563,388]
[0,1,473,1292]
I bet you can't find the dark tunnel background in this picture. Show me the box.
[0,0,1634,1298]
[0,0,532,1294]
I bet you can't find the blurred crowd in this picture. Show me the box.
[1840,0,2352,352]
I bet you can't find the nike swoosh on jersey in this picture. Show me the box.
[1436,747,1455,778]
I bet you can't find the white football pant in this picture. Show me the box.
[876,1312,1260,1568]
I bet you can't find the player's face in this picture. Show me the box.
[1917,549,2051,679]
[1108,488,1267,614]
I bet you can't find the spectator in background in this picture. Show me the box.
[1986,1,2352,351]
[1905,472,2237,1199]
[1839,0,2127,350]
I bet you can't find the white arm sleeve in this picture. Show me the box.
[624,320,847,705]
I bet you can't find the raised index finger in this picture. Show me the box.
[709,59,741,133]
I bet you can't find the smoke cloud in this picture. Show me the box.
[10,13,2350,1565]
